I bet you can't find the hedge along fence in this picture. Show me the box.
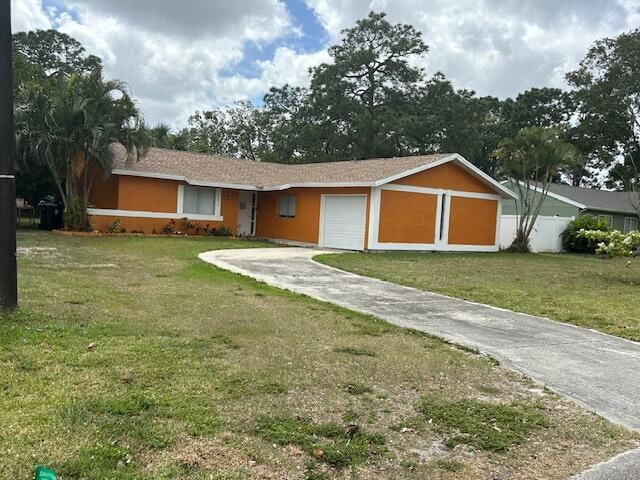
[562,214,610,254]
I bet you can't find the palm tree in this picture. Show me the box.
[15,67,150,230]
[493,127,579,252]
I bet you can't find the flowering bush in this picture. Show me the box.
[579,229,640,258]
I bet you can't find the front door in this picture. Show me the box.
[237,191,257,236]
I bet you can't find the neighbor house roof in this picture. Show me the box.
[545,183,639,215]
[505,179,640,215]
[111,144,516,198]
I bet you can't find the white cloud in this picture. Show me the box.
[11,0,303,127]
[9,0,640,127]
[303,0,640,98]
[11,0,52,31]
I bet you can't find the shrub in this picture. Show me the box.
[204,225,232,237]
[213,225,232,237]
[105,219,122,234]
[579,229,640,258]
[561,214,608,253]
[161,219,177,234]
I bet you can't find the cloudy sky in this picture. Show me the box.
[11,0,640,128]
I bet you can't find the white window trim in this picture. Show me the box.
[177,184,223,221]
[367,185,502,252]
[598,214,613,228]
[624,216,639,233]
[278,194,296,218]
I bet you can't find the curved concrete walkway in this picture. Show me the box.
[199,247,640,476]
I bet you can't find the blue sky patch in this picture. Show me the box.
[223,0,329,79]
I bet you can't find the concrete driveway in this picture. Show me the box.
[199,247,640,432]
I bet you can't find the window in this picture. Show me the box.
[598,214,613,228]
[182,186,220,217]
[624,217,639,233]
[278,194,296,218]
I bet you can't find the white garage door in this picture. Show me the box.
[319,195,367,250]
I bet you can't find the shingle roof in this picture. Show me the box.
[111,145,512,196]
[547,183,639,215]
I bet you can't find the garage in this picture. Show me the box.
[319,195,367,250]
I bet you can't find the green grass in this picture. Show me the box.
[0,232,636,479]
[316,251,640,341]
[254,415,386,467]
[418,398,550,452]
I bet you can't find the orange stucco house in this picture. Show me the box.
[89,145,516,251]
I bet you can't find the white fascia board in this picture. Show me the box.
[260,181,375,191]
[112,169,374,191]
[111,169,259,191]
[509,179,587,209]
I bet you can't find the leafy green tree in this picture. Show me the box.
[501,88,571,133]
[258,85,310,163]
[13,30,104,204]
[414,75,509,176]
[309,11,428,160]
[224,100,267,161]
[567,28,640,195]
[15,68,150,230]
[13,30,101,79]
[177,101,267,160]
[149,123,190,150]
[493,127,579,252]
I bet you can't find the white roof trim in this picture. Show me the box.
[504,179,587,209]
[111,169,260,191]
[112,169,377,191]
[112,154,516,198]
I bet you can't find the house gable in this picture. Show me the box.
[392,161,496,194]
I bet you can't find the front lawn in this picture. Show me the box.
[1,233,636,479]
[316,251,640,341]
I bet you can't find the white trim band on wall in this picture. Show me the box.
[380,183,502,200]
[0,174,15,179]
[87,208,223,222]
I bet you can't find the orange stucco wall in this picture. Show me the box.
[447,196,498,246]
[393,162,495,194]
[89,173,240,234]
[89,167,119,209]
[116,176,179,212]
[378,190,438,244]
[255,187,371,244]
[88,215,230,234]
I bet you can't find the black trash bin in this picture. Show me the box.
[38,195,64,230]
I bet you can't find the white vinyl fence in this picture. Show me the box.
[500,215,574,253]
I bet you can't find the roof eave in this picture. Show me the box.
[582,205,639,215]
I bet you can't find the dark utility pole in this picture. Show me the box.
[0,0,17,311]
